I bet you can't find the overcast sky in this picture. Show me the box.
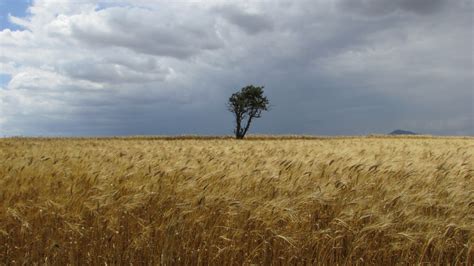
[0,0,472,136]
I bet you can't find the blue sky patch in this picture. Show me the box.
[0,74,12,87]
[0,73,11,87]
[0,0,30,30]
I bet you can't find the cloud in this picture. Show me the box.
[337,0,453,16]
[58,57,170,84]
[398,0,447,15]
[0,0,472,136]
[214,5,274,34]
[67,7,223,58]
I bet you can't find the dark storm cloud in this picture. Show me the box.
[338,0,449,16]
[69,7,223,59]
[214,5,274,34]
[399,0,447,15]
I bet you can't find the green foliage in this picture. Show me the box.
[228,85,269,139]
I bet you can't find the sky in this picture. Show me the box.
[0,0,472,136]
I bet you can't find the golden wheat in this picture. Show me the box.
[0,136,473,264]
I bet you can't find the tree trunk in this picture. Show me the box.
[235,113,243,139]
[234,113,254,139]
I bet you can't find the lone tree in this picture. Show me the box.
[228,85,269,139]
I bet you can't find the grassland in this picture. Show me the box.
[0,136,473,265]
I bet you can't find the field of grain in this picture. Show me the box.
[0,136,473,264]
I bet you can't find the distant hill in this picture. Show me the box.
[389,129,417,135]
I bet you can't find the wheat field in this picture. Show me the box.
[0,136,473,265]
